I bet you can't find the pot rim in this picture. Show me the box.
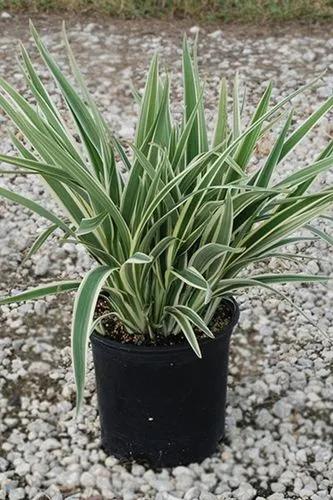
[91,296,239,355]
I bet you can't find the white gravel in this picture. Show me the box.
[0,13,333,500]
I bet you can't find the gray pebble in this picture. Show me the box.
[234,483,257,500]
[34,255,50,276]
[8,490,25,500]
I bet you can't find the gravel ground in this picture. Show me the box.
[0,12,333,500]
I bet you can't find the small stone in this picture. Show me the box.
[234,483,257,500]
[105,456,118,467]
[84,22,98,33]
[294,477,303,492]
[296,449,307,463]
[189,26,200,34]
[173,466,194,476]
[15,462,30,476]
[1,11,11,19]
[302,51,316,63]
[28,361,50,374]
[209,30,223,39]
[306,260,319,274]
[267,495,285,500]
[299,487,315,497]
[151,478,173,492]
[63,242,77,254]
[0,457,8,471]
[59,471,80,488]
[34,255,50,276]
[271,483,285,493]
[44,485,63,500]
[256,408,273,428]
[41,438,60,451]
[9,489,25,500]
[119,125,134,139]
[185,487,201,500]
[200,492,217,500]
[34,300,47,315]
[175,473,193,490]
[272,399,292,419]
[131,463,145,476]
[80,471,95,488]
[17,303,33,315]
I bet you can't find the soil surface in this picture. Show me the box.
[95,296,232,346]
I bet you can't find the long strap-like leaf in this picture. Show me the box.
[71,265,117,412]
[0,280,80,305]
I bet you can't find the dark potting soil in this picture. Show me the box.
[94,296,232,347]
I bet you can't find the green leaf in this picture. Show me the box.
[165,306,202,357]
[213,277,329,337]
[255,110,293,188]
[279,95,333,161]
[249,273,330,284]
[72,265,116,413]
[182,36,207,162]
[191,243,242,273]
[76,212,108,236]
[0,186,73,234]
[305,224,333,246]
[213,78,228,149]
[232,72,241,141]
[135,53,159,149]
[171,86,205,170]
[166,305,214,338]
[171,266,212,304]
[234,81,272,170]
[30,21,103,159]
[24,223,58,261]
[0,281,80,305]
[275,155,333,189]
[125,252,153,264]
[113,137,131,172]
[171,266,207,291]
[238,192,333,259]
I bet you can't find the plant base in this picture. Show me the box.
[91,298,239,467]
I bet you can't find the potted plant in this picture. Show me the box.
[0,23,332,467]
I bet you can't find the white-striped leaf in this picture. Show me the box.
[71,265,116,412]
[165,306,202,357]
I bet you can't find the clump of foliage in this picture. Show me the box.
[0,23,332,409]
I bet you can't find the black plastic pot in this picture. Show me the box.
[91,298,239,467]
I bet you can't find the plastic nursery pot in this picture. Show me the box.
[91,297,239,468]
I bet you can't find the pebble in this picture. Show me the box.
[256,408,274,428]
[28,361,51,374]
[40,438,60,451]
[80,471,95,487]
[0,11,11,19]
[189,26,200,34]
[0,458,8,471]
[34,255,50,276]
[15,462,30,476]
[209,30,223,39]
[8,489,25,500]
[272,399,292,419]
[200,492,217,500]
[185,487,201,500]
[234,483,257,500]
